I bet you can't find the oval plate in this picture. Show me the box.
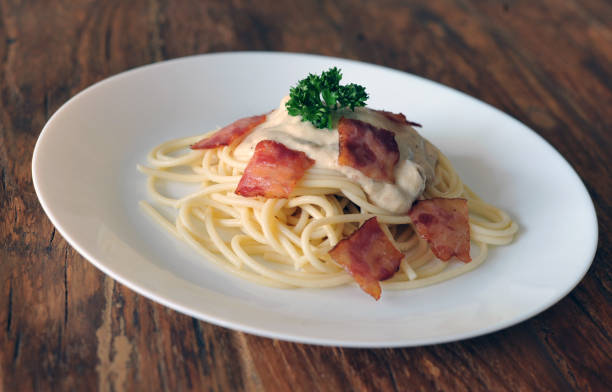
[32,52,598,347]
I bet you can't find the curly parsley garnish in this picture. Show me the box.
[285,67,369,129]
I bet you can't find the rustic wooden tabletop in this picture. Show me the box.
[1,1,610,391]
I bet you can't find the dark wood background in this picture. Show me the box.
[1,1,610,391]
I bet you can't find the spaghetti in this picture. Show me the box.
[138,123,518,293]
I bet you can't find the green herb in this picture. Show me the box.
[285,67,369,129]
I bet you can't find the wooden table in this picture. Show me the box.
[1,1,610,390]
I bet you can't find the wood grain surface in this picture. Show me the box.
[1,0,610,391]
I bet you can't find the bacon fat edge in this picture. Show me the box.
[191,114,267,150]
[375,109,422,128]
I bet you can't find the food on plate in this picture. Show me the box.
[138,68,518,299]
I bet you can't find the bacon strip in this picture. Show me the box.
[376,109,422,128]
[235,140,314,198]
[337,117,399,183]
[329,217,404,300]
[191,114,266,150]
[408,198,471,262]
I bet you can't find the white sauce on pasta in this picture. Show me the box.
[233,97,438,213]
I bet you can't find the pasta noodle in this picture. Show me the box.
[137,131,518,291]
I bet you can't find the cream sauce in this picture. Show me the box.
[233,97,438,214]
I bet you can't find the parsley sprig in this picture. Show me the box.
[285,67,368,129]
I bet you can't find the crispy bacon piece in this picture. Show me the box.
[191,114,266,150]
[235,140,314,198]
[408,198,471,262]
[337,117,399,183]
[329,217,404,300]
[376,109,422,128]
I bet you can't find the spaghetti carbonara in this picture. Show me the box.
[138,94,517,299]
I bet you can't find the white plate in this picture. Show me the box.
[32,52,598,347]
